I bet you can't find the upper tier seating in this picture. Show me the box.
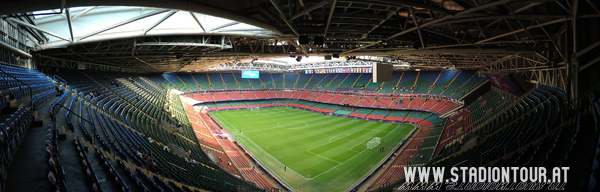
[184,89,462,115]
[157,71,486,98]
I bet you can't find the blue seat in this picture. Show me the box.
[48,171,57,185]
[0,128,5,146]
[48,156,57,170]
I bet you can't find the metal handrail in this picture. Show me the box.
[51,103,92,124]
[53,75,68,87]
[51,103,95,146]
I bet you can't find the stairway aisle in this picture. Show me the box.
[69,97,121,192]
[4,96,58,192]
[54,94,91,192]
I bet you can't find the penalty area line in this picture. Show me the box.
[237,133,310,181]
[307,150,342,164]
[309,147,368,180]
[215,113,311,181]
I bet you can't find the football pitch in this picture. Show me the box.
[210,107,414,192]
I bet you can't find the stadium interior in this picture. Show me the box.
[1,0,600,191]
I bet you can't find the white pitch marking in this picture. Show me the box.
[307,150,341,164]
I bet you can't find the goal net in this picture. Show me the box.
[250,107,260,111]
[367,137,381,149]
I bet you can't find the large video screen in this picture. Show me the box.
[485,73,525,96]
[305,67,371,74]
[242,70,259,78]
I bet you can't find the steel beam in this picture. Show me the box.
[37,54,138,71]
[0,40,32,57]
[474,18,568,45]
[189,12,206,32]
[587,0,600,13]
[570,0,580,105]
[483,2,544,28]
[408,7,425,48]
[284,38,308,54]
[291,0,329,20]
[65,8,74,42]
[577,40,600,57]
[390,48,534,55]
[341,40,382,54]
[71,6,97,21]
[538,23,565,61]
[579,55,600,71]
[340,0,452,15]
[344,0,525,53]
[572,0,579,56]
[77,9,170,41]
[135,42,232,49]
[211,21,240,31]
[269,0,300,36]
[8,18,71,42]
[433,14,567,27]
[36,31,275,50]
[362,10,397,39]
[134,56,164,72]
[145,10,178,34]
[324,0,338,37]
[421,28,473,43]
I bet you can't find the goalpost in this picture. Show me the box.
[367,137,381,149]
[250,107,260,111]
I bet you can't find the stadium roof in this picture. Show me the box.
[28,6,279,49]
[1,0,598,74]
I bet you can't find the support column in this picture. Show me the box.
[569,0,579,109]
[570,59,578,108]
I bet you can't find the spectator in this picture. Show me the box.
[146,152,152,160]
[55,83,63,96]
[145,152,154,167]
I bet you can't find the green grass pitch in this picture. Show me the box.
[210,107,414,192]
